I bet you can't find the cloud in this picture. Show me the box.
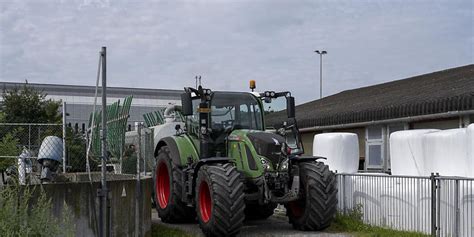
[1,0,472,104]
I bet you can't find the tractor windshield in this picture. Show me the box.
[210,92,264,132]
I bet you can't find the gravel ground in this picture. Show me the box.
[152,210,352,237]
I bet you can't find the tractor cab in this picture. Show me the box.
[181,85,302,159]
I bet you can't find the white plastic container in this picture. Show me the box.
[389,129,439,176]
[313,133,359,173]
[423,128,468,177]
[37,136,63,163]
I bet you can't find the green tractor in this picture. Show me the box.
[153,85,337,236]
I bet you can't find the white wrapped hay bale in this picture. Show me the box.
[390,129,440,176]
[423,128,468,177]
[468,124,474,178]
[313,133,359,173]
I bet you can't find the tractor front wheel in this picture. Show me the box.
[286,161,337,231]
[196,163,245,237]
[154,146,195,223]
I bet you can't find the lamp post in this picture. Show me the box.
[314,50,327,99]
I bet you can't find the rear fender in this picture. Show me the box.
[154,135,199,166]
[289,155,326,164]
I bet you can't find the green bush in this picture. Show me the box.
[0,179,74,236]
[0,133,20,172]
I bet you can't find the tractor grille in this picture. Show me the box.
[247,132,285,165]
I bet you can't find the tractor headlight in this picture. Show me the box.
[260,157,271,171]
[279,159,289,171]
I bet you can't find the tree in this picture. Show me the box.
[1,83,61,124]
[0,83,63,178]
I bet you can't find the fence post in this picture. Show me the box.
[342,173,346,215]
[436,173,441,237]
[454,179,459,237]
[62,101,67,173]
[431,173,437,237]
[28,124,31,150]
[99,46,108,237]
[135,123,142,237]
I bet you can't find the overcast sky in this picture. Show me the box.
[1,0,472,104]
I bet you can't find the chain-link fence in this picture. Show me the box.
[0,123,65,184]
[122,124,154,176]
[336,173,474,236]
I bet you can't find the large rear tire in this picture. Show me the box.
[154,146,195,223]
[244,202,277,220]
[196,163,245,237]
[286,161,337,231]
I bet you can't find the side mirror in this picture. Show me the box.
[181,92,193,116]
[286,96,295,118]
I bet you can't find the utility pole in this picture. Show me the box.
[99,46,108,237]
[314,50,327,99]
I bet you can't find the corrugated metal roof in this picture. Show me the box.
[267,64,474,128]
[1,82,182,99]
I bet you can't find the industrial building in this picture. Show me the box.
[1,82,182,132]
[268,64,474,172]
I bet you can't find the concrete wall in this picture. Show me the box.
[42,174,152,237]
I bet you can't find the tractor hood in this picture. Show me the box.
[246,131,285,165]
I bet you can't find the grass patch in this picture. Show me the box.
[151,223,193,237]
[327,205,428,237]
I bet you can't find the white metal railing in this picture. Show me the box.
[336,173,474,237]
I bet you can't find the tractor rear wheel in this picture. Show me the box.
[286,161,337,231]
[196,163,245,237]
[154,146,195,223]
[244,202,278,220]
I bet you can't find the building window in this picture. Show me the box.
[365,126,384,170]
[367,145,382,167]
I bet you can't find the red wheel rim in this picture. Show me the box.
[156,162,170,209]
[288,200,305,218]
[199,181,212,223]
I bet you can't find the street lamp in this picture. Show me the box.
[314,50,327,99]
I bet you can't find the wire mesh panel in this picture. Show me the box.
[0,123,64,184]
